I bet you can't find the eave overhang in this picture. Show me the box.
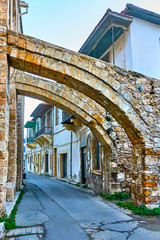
[31,103,52,118]
[24,121,36,128]
[122,4,160,25]
[79,10,133,58]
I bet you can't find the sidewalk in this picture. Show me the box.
[4,182,46,240]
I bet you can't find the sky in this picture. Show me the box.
[22,0,160,124]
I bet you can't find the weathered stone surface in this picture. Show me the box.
[0,0,9,214]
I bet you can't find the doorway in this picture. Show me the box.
[53,148,57,177]
[45,153,49,174]
[81,147,87,184]
[60,153,67,178]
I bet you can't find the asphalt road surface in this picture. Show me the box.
[15,173,160,240]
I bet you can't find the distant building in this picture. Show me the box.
[24,104,82,182]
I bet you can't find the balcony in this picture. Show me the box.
[35,127,53,147]
[26,137,36,149]
[27,137,35,143]
[35,127,52,138]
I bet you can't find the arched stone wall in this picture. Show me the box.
[15,72,133,194]
[7,30,154,147]
[15,73,113,148]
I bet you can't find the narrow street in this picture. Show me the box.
[13,173,160,240]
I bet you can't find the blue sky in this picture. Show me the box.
[23,0,160,123]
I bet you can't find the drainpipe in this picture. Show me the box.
[112,26,115,65]
[7,0,9,28]
[10,0,13,30]
[70,131,73,180]
[15,0,18,32]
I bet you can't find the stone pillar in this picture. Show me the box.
[0,0,9,214]
[130,144,144,205]
[6,70,17,201]
[142,149,160,208]
[16,95,24,190]
[131,144,160,208]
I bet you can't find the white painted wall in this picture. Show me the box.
[103,17,160,79]
[130,18,160,79]
[102,29,132,70]
[53,108,81,181]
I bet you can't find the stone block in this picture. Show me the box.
[26,41,36,52]
[44,47,55,57]
[143,182,157,187]
[10,47,19,58]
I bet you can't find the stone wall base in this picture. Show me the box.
[6,182,16,202]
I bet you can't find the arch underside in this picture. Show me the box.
[16,81,113,148]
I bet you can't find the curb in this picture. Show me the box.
[0,222,5,238]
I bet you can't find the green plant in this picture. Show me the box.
[82,184,88,189]
[105,116,112,121]
[107,128,113,135]
[44,174,52,177]
[103,192,131,201]
[0,213,7,223]
[4,190,24,230]
[75,182,80,187]
[99,192,104,197]
[61,179,67,183]
[4,218,17,230]
[116,201,160,216]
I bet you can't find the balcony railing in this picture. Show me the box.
[27,137,35,143]
[35,127,53,138]
[62,111,71,122]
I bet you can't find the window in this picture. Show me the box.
[92,137,101,171]
[28,129,31,138]
[55,107,59,126]
[47,110,52,127]
[37,122,39,132]
[96,139,100,170]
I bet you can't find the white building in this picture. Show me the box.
[79,4,160,79]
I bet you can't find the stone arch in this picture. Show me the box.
[15,72,133,193]
[15,72,113,148]
[7,30,152,147]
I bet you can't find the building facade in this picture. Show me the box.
[24,105,82,182]
[80,4,160,79]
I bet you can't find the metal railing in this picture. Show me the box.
[35,127,53,138]
[62,111,71,122]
